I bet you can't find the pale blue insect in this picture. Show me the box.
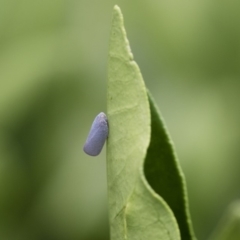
[83,112,108,156]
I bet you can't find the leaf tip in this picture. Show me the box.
[113,5,121,12]
[110,5,134,61]
[112,5,123,21]
[112,5,124,27]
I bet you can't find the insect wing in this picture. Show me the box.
[83,112,108,156]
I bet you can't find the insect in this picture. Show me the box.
[83,112,109,156]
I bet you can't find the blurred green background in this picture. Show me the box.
[1,1,240,239]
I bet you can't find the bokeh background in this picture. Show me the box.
[1,1,240,239]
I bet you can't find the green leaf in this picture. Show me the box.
[107,5,195,240]
[208,201,240,240]
[145,92,196,240]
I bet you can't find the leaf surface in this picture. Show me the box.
[145,92,196,240]
[107,5,195,240]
